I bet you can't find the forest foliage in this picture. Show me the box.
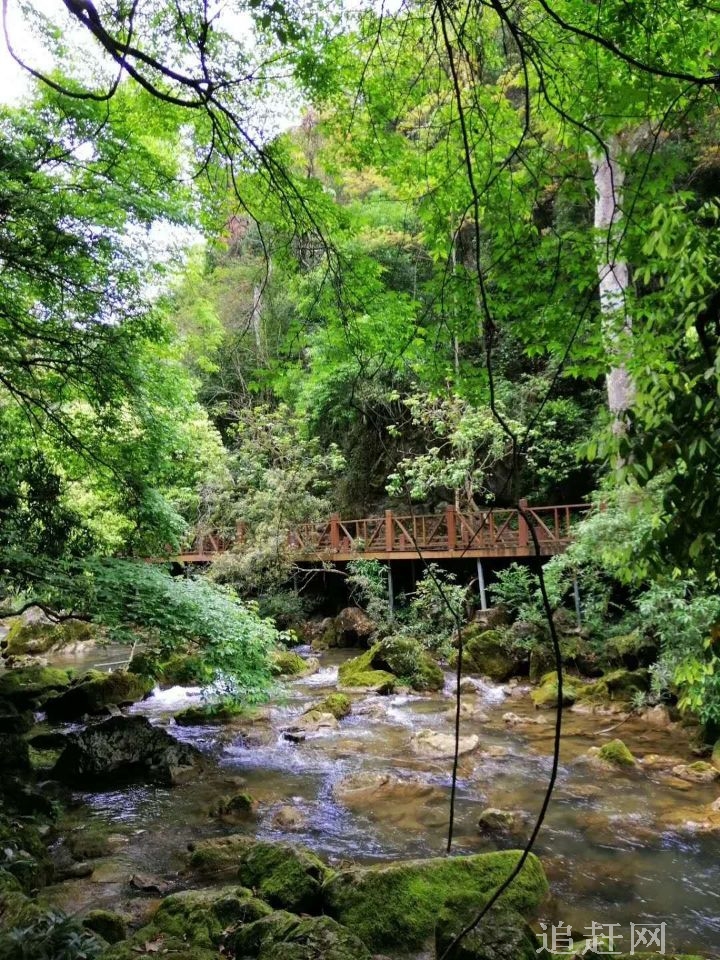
[1,0,719,718]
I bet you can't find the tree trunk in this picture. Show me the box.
[590,137,634,422]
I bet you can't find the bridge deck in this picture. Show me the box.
[172,502,589,564]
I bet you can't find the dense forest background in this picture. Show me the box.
[2,0,720,723]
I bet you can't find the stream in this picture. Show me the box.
[44,648,720,956]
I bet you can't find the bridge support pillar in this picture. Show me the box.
[573,575,582,627]
[476,558,488,611]
[387,563,394,619]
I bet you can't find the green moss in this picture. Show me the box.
[83,910,127,944]
[531,672,581,708]
[209,793,256,820]
[44,671,154,721]
[373,636,444,692]
[580,669,650,703]
[338,645,396,692]
[322,850,548,951]
[437,903,539,960]
[598,738,636,767]
[174,701,247,725]
[158,653,213,686]
[99,935,219,960]
[306,694,351,720]
[66,821,113,860]
[227,911,373,960]
[462,627,521,682]
[148,885,270,947]
[4,618,95,657]
[272,651,319,677]
[0,816,53,891]
[185,836,331,914]
[0,667,72,707]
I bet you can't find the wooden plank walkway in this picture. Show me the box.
[174,501,590,563]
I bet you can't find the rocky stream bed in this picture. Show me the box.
[2,633,720,958]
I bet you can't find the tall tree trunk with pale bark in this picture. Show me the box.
[590,136,634,423]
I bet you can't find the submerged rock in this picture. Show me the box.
[227,910,372,960]
[44,670,153,721]
[322,850,548,951]
[208,792,257,822]
[271,805,308,831]
[477,807,527,838]
[185,835,330,913]
[333,773,447,828]
[52,715,202,787]
[410,729,479,760]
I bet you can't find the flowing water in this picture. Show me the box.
[44,649,720,956]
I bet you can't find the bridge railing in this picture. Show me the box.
[177,503,591,560]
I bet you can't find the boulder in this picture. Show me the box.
[502,711,547,726]
[335,607,376,646]
[208,792,256,822]
[283,711,339,739]
[0,666,72,709]
[2,611,96,659]
[148,885,271,947]
[174,701,246,725]
[82,909,127,944]
[477,808,527,838]
[184,835,330,913]
[305,693,351,720]
[271,805,308,831]
[436,903,539,960]
[226,911,373,960]
[338,637,443,692]
[44,670,153,721]
[322,850,549,951]
[530,672,582,709]
[52,715,202,787]
[0,815,54,890]
[271,651,320,678]
[0,733,31,774]
[603,630,658,668]
[302,617,340,651]
[671,761,719,785]
[459,627,523,682]
[579,668,650,703]
[410,729,479,760]
[587,739,636,768]
[0,700,33,734]
[338,646,395,692]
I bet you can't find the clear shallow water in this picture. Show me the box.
[48,649,720,956]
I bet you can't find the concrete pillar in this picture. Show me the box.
[476,558,488,611]
[387,564,395,619]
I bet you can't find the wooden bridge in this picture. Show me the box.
[175,501,590,564]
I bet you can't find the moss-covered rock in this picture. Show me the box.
[82,909,127,944]
[375,636,444,691]
[174,701,247,725]
[338,645,396,692]
[305,693,351,720]
[335,607,376,646]
[185,836,331,914]
[436,903,539,960]
[53,715,202,787]
[129,652,212,687]
[148,885,271,947]
[66,821,113,860]
[0,733,30,774]
[598,739,636,767]
[271,651,320,678]
[227,910,373,960]
[338,637,443,692]
[530,672,582,709]
[322,850,548,951]
[0,666,72,708]
[99,935,219,960]
[44,670,154,721]
[603,631,658,668]
[579,669,650,703]
[208,792,257,821]
[671,761,718,784]
[3,616,96,658]
[0,701,33,735]
[460,627,523,682]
